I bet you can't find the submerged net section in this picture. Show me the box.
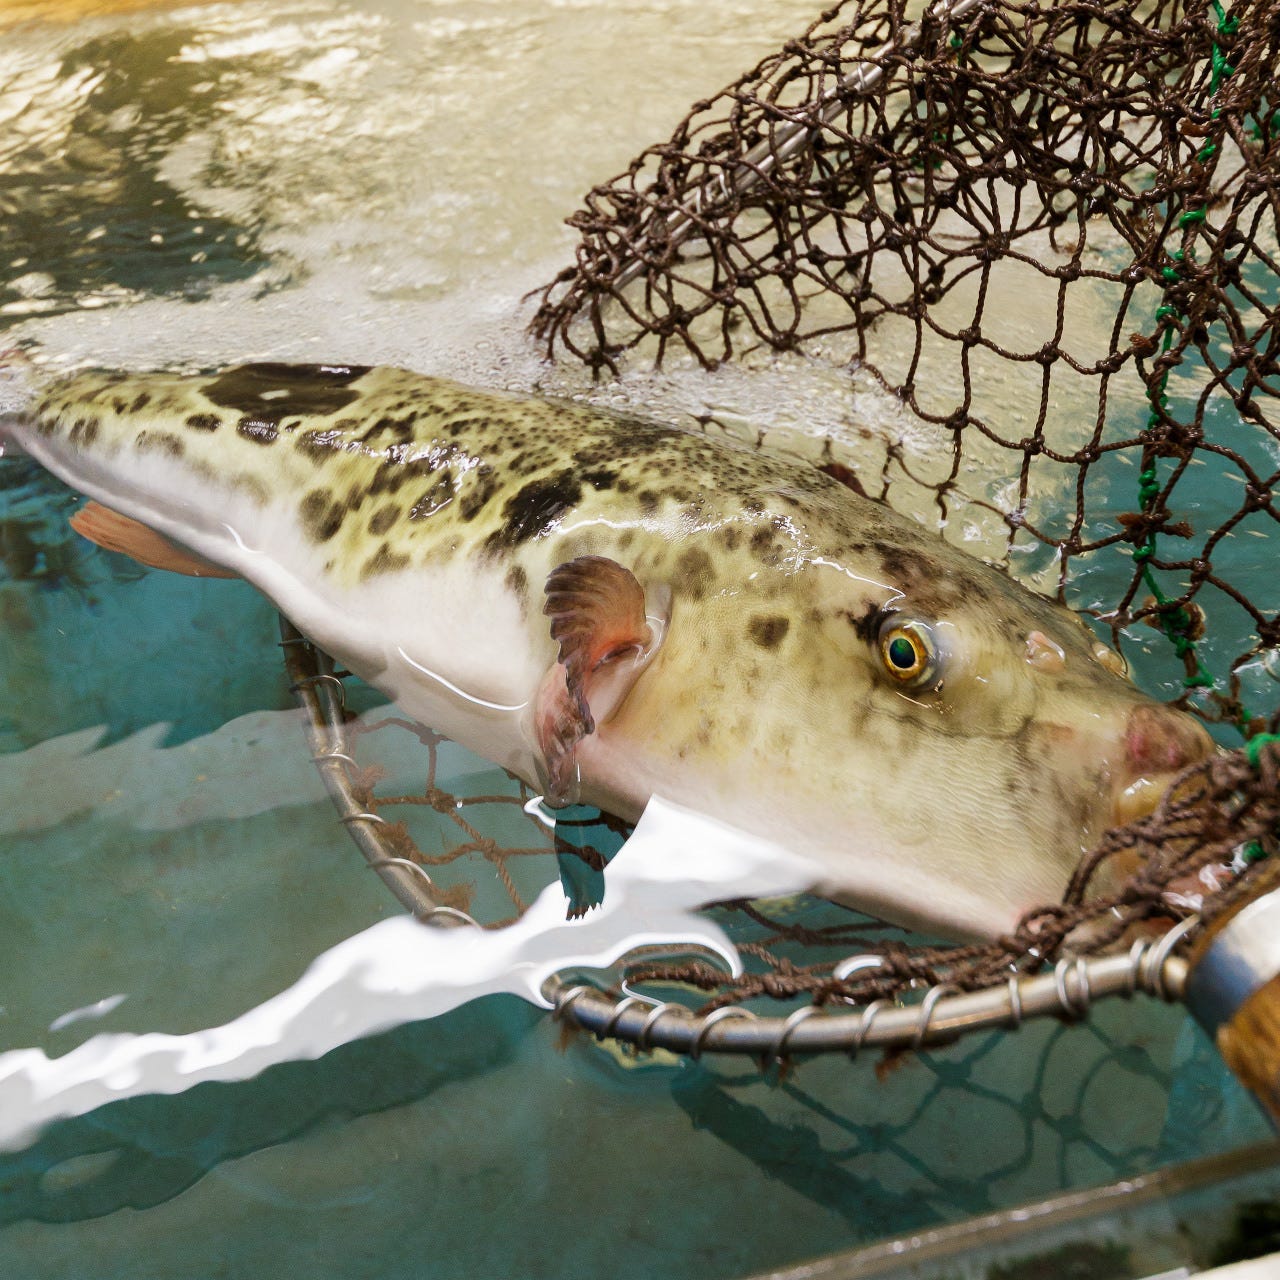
[280,618,622,932]
[285,617,1271,1055]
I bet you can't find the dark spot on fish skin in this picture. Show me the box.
[458,467,499,522]
[237,416,279,446]
[675,546,714,600]
[298,428,346,459]
[356,415,414,444]
[749,528,774,555]
[366,448,416,497]
[582,469,617,492]
[493,470,583,547]
[409,473,455,520]
[364,542,411,576]
[134,430,184,458]
[743,497,765,516]
[368,504,400,536]
[299,489,344,543]
[748,615,790,650]
[129,392,151,413]
[203,363,370,426]
[638,490,660,516]
[240,474,270,505]
[444,416,489,439]
[68,416,99,447]
[844,605,882,643]
[721,526,741,552]
[505,564,528,596]
[871,538,981,611]
[186,413,220,432]
[873,541,930,586]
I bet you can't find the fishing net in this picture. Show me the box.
[302,0,1280,1054]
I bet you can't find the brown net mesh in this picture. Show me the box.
[529,0,1280,1007]
[530,0,1279,678]
[330,0,1280,1018]
[330,705,624,930]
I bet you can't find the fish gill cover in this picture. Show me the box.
[523,0,1280,1009]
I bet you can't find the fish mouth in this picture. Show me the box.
[1112,771,1181,827]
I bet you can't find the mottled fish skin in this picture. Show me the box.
[9,362,1214,940]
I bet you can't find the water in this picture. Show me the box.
[0,1,1275,1277]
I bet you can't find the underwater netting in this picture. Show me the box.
[304,0,1280,1054]
[287,617,1280,1056]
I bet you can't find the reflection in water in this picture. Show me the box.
[0,799,819,1152]
[0,997,539,1226]
[0,25,268,319]
[0,1003,1261,1249]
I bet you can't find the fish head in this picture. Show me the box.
[605,500,1216,941]
[785,538,1215,934]
[878,573,1208,804]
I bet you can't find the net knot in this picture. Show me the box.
[424,786,458,815]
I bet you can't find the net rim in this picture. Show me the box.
[280,613,1196,1060]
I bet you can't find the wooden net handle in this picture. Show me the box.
[1186,862,1280,1128]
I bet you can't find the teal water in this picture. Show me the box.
[0,2,1277,1277]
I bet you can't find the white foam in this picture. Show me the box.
[0,796,818,1151]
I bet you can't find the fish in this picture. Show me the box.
[0,360,1215,940]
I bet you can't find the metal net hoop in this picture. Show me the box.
[283,617,1279,1059]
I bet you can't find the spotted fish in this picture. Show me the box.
[1,361,1214,939]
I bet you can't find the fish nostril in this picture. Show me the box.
[1125,703,1214,775]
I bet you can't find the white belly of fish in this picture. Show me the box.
[5,423,546,781]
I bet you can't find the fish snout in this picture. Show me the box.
[1112,703,1216,826]
[1124,703,1214,775]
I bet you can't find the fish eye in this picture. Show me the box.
[876,616,940,689]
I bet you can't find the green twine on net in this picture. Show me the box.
[1129,1,1237,701]
[1244,733,1280,769]
[1132,460,1215,692]
[1241,729,1280,863]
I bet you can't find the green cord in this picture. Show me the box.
[1245,733,1280,770]
[1132,4,1273,865]
[1130,1,1236,700]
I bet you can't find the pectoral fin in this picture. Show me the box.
[534,555,668,806]
[70,501,239,579]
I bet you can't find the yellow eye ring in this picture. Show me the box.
[877,618,940,688]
